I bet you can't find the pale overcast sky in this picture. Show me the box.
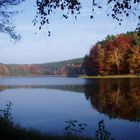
[0,0,137,64]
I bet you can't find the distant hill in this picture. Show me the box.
[0,58,84,77]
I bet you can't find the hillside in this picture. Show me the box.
[0,58,84,77]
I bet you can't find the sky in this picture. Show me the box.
[0,0,137,64]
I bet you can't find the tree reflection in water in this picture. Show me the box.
[85,78,140,122]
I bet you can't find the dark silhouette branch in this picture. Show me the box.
[0,0,24,41]
[35,0,140,33]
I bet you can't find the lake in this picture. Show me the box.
[0,77,140,139]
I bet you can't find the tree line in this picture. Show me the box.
[83,31,140,75]
[0,58,83,77]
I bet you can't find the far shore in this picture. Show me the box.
[79,74,140,79]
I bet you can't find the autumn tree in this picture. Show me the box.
[91,44,106,75]
[84,31,140,75]
[126,46,140,74]
[105,35,132,74]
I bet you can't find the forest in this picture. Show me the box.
[0,31,140,77]
[83,31,140,76]
[0,58,84,77]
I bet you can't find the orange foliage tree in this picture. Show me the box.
[84,32,140,75]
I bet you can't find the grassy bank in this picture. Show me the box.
[80,74,140,79]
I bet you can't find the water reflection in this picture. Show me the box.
[85,78,140,122]
[0,85,8,92]
[0,85,85,93]
[0,78,140,122]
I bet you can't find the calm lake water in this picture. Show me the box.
[0,77,140,139]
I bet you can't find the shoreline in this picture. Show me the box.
[79,74,140,79]
[0,74,140,79]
